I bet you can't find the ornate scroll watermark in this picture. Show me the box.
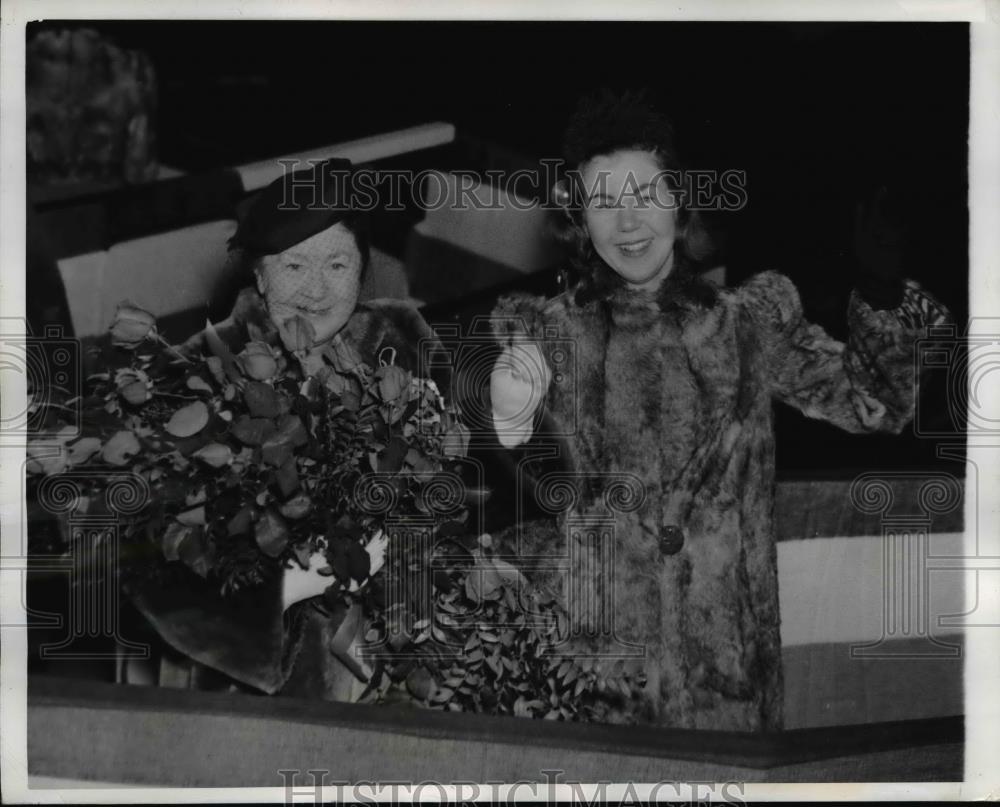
[28,470,150,660]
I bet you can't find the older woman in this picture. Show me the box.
[487,92,950,730]
[132,158,450,700]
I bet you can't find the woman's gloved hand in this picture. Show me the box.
[490,340,551,449]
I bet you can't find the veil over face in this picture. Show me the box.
[254,221,362,349]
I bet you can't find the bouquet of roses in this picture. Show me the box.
[26,302,472,610]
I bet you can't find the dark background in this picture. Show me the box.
[28,20,970,472]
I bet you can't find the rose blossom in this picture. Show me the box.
[115,368,152,405]
[376,364,410,404]
[108,303,156,348]
[237,341,279,381]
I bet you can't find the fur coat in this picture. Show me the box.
[131,288,448,699]
[489,270,949,731]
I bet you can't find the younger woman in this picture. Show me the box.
[488,92,949,730]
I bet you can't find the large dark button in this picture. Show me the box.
[658,525,685,556]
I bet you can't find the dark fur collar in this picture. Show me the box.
[572,252,719,317]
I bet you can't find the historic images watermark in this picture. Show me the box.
[846,318,1000,658]
[913,319,1000,439]
[0,319,80,439]
[25,471,151,661]
[352,466,648,662]
[428,315,579,440]
[277,769,747,805]
[849,471,965,659]
[275,157,749,214]
[1,319,150,659]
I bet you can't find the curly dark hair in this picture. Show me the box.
[557,89,717,308]
[563,89,681,172]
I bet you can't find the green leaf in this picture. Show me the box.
[178,525,209,578]
[244,381,282,419]
[231,416,277,446]
[274,457,299,497]
[162,521,189,561]
[261,435,294,468]
[192,442,233,468]
[227,506,253,536]
[378,436,409,474]
[405,666,434,700]
[485,655,502,677]
[279,493,312,520]
[275,414,308,447]
[164,401,210,438]
[186,375,213,394]
[177,506,206,527]
[254,508,289,558]
[293,543,313,570]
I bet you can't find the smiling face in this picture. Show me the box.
[255,221,362,347]
[580,149,679,292]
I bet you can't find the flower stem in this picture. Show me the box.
[153,392,199,401]
[155,334,192,364]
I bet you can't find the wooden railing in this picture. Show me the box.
[27,676,962,786]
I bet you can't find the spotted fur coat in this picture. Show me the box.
[490,270,949,731]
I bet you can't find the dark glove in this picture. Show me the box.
[852,184,906,310]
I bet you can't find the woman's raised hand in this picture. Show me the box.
[490,340,551,449]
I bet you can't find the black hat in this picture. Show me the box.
[230,158,357,255]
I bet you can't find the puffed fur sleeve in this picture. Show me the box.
[739,270,950,433]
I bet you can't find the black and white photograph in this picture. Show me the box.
[2,1,998,801]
